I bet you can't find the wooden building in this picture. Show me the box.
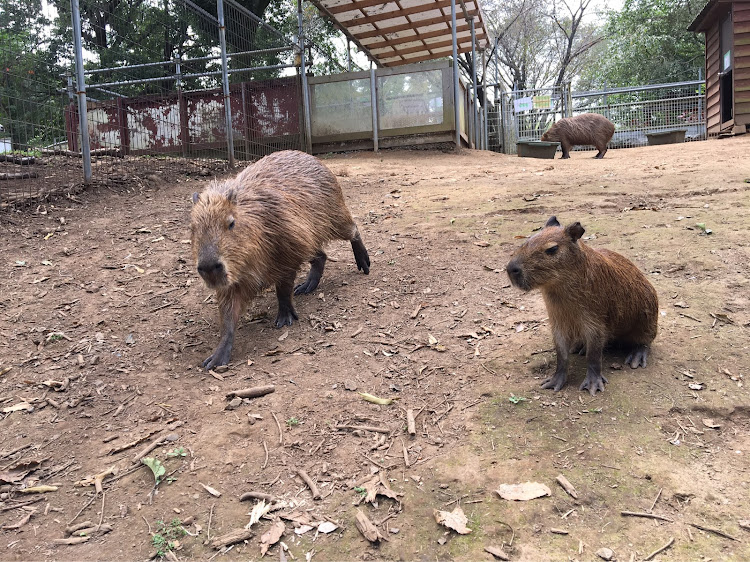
[689,0,750,135]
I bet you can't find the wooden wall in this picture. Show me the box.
[734,2,750,126]
[706,23,721,134]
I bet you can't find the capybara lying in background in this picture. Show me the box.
[541,113,615,159]
[506,216,658,395]
[190,150,370,369]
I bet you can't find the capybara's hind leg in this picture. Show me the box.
[274,272,299,328]
[350,225,370,274]
[295,251,326,295]
[204,289,242,369]
[624,344,649,369]
[594,146,607,159]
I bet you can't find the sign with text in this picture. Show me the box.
[513,96,533,113]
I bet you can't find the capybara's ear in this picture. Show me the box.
[565,222,585,242]
[192,192,200,205]
[225,188,237,203]
[545,216,561,228]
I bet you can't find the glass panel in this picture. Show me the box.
[377,69,444,130]
[310,79,372,136]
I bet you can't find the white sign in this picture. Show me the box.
[514,96,533,113]
[723,50,731,71]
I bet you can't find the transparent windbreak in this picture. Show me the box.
[310,79,373,137]
[378,69,444,130]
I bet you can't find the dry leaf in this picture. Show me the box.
[294,525,314,535]
[354,509,385,542]
[200,482,221,497]
[433,505,472,534]
[702,418,721,429]
[260,520,285,556]
[428,334,438,346]
[496,481,551,501]
[317,521,338,534]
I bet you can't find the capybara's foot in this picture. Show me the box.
[560,154,570,159]
[274,306,298,328]
[625,345,649,368]
[203,343,232,370]
[295,252,326,295]
[541,371,567,392]
[351,236,370,275]
[579,372,608,396]
[594,153,604,159]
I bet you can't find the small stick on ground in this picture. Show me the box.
[362,453,396,470]
[225,385,275,400]
[644,536,675,561]
[400,438,410,468]
[96,492,106,531]
[648,487,662,512]
[0,497,44,513]
[335,424,390,434]
[262,441,269,470]
[67,494,97,525]
[141,515,152,535]
[207,503,215,541]
[688,522,738,541]
[621,511,673,522]
[53,536,90,545]
[271,411,283,445]
[406,410,416,437]
[484,546,510,561]
[297,469,321,500]
[210,528,255,549]
[240,491,274,502]
[555,474,578,499]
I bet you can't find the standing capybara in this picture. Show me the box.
[190,150,370,369]
[541,113,615,159]
[506,216,658,395]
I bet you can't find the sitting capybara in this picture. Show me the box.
[541,113,615,159]
[506,216,658,395]
[190,150,370,369]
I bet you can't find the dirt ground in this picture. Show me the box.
[1,137,749,562]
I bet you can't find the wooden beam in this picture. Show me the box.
[364,22,470,50]
[356,15,449,39]
[383,44,476,66]
[381,32,485,57]
[327,0,399,15]
[341,0,453,27]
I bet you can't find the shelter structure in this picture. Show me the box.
[689,0,750,135]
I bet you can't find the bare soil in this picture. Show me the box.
[1,138,749,561]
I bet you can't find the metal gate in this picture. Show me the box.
[491,84,571,154]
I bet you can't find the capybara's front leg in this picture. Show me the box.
[204,289,242,369]
[294,251,326,295]
[579,339,608,396]
[542,333,569,391]
[350,225,370,274]
[625,344,649,369]
[274,272,299,328]
[594,147,607,159]
[560,142,571,159]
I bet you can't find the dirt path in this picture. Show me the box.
[0,138,749,561]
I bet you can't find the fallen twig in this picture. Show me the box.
[400,438,410,468]
[210,528,255,549]
[620,511,673,522]
[271,411,283,445]
[484,546,510,560]
[1,509,34,530]
[0,497,44,512]
[335,424,390,434]
[226,385,275,400]
[688,522,738,541]
[240,491,274,502]
[53,536,90,545]
[297,469,321,500]
[648,487,662,512]
[262,440,269,470]
[406,409,416,437]
[644,536,675,561]
[355,509,386,542]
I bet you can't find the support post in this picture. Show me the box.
[469,15,478,149]
[346,39,352,72]
[482,48,488,150]
[370,66,379,152]
[451,0,461,149]
[70,0,91,184]
[297,0,313,153]
[217,0,235,167]
[176,56,189,158]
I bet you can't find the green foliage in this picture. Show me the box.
[152,518,187,558]
[508,394,527,405]
[578,0,705,89]
[285,416,300,427]
[142,457,167,485]
[167,447,186,458]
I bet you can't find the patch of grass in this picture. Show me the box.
[286,417,300,428]
[508,394,527,404]
[152,518,186,558]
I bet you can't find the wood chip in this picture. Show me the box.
[240,492,274,502]
[555,474,578,499]
[200,483,222,497]
[484,546,510,560]
[226,385,275,400]
[355,509,386,542]
[406,409,416,437]
[53,536,90,545]
[210,528,255,549]
[644,536,675,561]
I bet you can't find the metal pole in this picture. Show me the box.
[451,0,461,149]
[469,15,478,149]
[216,0,235,167]
[482,48,488,150]
[698,67,704,138]
[70,0,91,184]
[370,66,379,152]
[297,0,313,153]
[347,39,352,72]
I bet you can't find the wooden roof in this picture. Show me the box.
[307,0,490,67]
[688,0,737,32]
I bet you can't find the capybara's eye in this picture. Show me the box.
[545,245,558,256]
[228,217,235,230]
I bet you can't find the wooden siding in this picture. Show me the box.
[735,3,750,125]
[706,24,722,133]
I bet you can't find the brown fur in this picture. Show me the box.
[506,216,658,395]
[541,113,615,159]
[190,150,370,369]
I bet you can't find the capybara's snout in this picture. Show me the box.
[197,256,227,288]
[506,258,528,290]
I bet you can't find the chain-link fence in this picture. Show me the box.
[490,80,706,155]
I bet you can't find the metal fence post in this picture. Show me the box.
[216,0,235,167]
[469,15,478,149]
[482,49,488,150]
[297,0,313,153]
[451,0,460,149]
[70,0,91,185]
[370,66,379,152]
